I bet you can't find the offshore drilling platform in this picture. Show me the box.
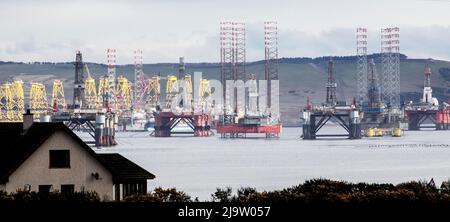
[404,62,450,130]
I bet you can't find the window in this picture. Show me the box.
[38,185,52,194]
[61,184,75,194]
[49,150,70,168]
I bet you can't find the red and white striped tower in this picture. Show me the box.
[106,48,117,110]
[133,49,146,110]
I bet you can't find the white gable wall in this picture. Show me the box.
[5,130,113,201]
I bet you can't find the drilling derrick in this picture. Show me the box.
[325,59,337,106]
[367,59,382,109]
[356,27,368,106]
[84,64,98,109]
[179,57,185,79]
[360,59,385,126]
[182,74,193,110]
[10,80,24,121]
[0,83,13,122]
[52,80,66,112]
[73,51,84,108]
[30,83,48,118]
[165,75,178,109]
[422,63,434,105]
[146,76,160,111]
[177,58,192,110]
[106,48,117,111]
[134,49,146,110]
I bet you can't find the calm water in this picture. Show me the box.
[80,126,450,200]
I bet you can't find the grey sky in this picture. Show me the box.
[0,0,449,63]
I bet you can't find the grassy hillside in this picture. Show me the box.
[1,55,449,126]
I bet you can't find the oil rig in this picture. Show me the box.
[152,57,212,137]
[300,59,361,140]
[215,21,282,138]
[51,51,118,147]
[404,62,450,130]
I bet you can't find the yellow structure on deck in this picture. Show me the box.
[84,64,98,109]
[51,80,66,112]
[98,76,109,109]
[30,83,48,118]
[165,75,178,109]
[146,76,160,110]
[116,76,133,113]
[0,83,13,121]
[10,80,24,121]
[198,78,212,113]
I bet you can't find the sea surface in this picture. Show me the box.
[79,126,450,201]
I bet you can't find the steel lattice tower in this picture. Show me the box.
[264,21,279,120]
[220,21,235,112]
[381,27,400,109]
[220,21,246,114]
[356,27,368,106]
[234,22,246,81]
[107,48,117,110]
[133,49,146,110]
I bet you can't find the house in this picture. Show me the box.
[0,110,155,201]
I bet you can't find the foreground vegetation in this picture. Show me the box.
[4,179,450,204]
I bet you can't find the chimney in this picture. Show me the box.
[23,109,34,131]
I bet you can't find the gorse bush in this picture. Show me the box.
[124,187,192,202]
[0,190,100,205]
[3,179,450,204]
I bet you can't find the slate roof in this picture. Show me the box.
[97,154,155,183]
[0,122,155,184]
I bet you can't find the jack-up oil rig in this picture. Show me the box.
[216,21,282,138]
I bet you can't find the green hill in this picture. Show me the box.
[1,54,449,126]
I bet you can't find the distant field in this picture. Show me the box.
[1,55,449,126]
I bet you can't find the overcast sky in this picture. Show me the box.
[0,0,449,64]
